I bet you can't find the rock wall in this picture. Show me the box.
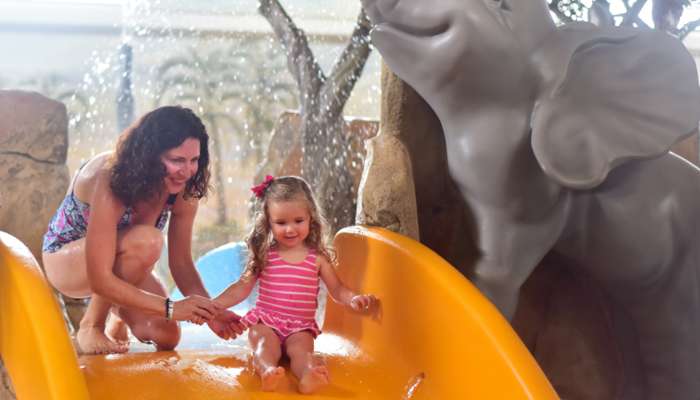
[371,63,478,273]
[0,90,69,260]
[671,133,699,165]
[356,133,419,239]
[0,90,70,400]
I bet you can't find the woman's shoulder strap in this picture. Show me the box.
[166,193,177,205]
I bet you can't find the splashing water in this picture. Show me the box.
[402,372,426,400]
[2,0,381,258]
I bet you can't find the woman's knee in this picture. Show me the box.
[131,318,180,351]
[119,225,164,267]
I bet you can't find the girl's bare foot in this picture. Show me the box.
[298,364,329,394]
[106,314,129,344]
[261,366,285,391]
[76,326,129,355]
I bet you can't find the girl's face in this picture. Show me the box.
[268,199,311,250]
[160,137,200,194]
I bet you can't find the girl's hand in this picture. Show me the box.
[350,294,377,313]
[172,295,222,324]
[207,310,245,340]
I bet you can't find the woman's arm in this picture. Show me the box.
[85,171,169,315]
[167,195,209,297]
[167,197,246,336]
[318,256,376,312]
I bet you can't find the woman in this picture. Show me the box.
[42,106,242,354]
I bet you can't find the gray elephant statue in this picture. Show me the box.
[360,0,700,398]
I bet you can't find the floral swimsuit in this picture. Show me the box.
[42,188,176,253]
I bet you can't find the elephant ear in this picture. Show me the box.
[531,24,700,189]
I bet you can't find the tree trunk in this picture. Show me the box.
[259,0,371,234]
[301,114,356,232]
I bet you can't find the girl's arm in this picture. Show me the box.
[319,256,376,312]
[214,273,257,309]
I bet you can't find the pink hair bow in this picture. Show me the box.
[251,175,274,198]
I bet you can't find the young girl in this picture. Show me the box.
[214,175,377,394]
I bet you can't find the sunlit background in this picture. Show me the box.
[2,0,700,348]
[0,0,382,259]
[1,0,699,260]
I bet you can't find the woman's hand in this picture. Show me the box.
[172,295,221,324]
[350,294,377,313]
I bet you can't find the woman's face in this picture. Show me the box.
[160,137,200,194]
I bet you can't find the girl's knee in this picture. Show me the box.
[131,318,180,350]
[120,226,164,267]
[286,343,310,358]
[249,324,277,342]
[249,326,282,355]
[284,332,314,358]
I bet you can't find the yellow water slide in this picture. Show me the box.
[0,227,558,399]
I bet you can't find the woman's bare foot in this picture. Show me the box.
[260,366,285,391]
[76,326,129,355]
[298,364,329,394]
[106,314,129,344]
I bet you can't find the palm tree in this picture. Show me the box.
[219,40,298,162]
[153,42,296,225]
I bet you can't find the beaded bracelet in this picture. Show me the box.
[165,297,173,320]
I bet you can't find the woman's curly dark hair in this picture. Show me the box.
[110,106,211,206]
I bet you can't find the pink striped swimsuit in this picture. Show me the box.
[241,248,321,339]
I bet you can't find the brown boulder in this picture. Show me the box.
[356,133,419,239]
[671,133,699,165]
[0,90,69,261]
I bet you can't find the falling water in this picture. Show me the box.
[0,2,381,320]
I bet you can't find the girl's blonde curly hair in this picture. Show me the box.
[244,176,335,278]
